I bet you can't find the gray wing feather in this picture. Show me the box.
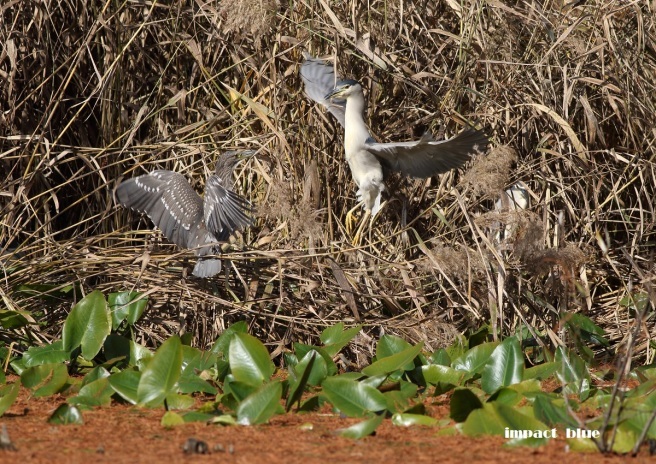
[300,53,346,127]
[116,171,210,250]
[204,175,254,242]
[365,128,489,178]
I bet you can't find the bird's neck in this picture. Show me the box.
[344,92,371,155]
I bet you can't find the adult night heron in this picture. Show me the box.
[300,54,488,230]
[116,151,254,278]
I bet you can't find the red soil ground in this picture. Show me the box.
[2,378,654,464]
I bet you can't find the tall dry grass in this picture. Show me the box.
[0,0,654,364]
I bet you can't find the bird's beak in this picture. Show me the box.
[324,87,342,100]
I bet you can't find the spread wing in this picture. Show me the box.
[365,128,489,178]
[203,175,254,242]
[116,171,212,250]
[300,53,346,127]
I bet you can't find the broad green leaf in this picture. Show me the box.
[555,347,590,400]
[181,346,217,377]
[210,321,249,357]
[69,377,113,408]
[161,411,185,427]
[320,323,362,357]
[22,340,71,367]
[130,340,153,369]
[295,349,327,387]
[430,349,451,366]
[376,334,411,358]
[392,413,438,427]
[294,343,337,376]
[489,387,522,406]
[109,291,148,329]
[208,414,238,426]
[533,394,578,428]
[229,332,275,386]
[21,363,69,397]
[362,342,424,377]
[525,362,558,380]
[224,378,259,402]
[287,351,318,412]
[15,283,78,302]
[322,377,387,417]
[165,393,195,410]
[48,404,83,425]
[338,413,384,438]
[421,364,465,386]
[481,336,524,393]
[107,369,140,404]
[62,290,111,360]
[383,381,418,413]
[137,336,183,407]
[452,342,499,374]
[450,388,484,422]
[182,411,218,423]
[236,381,283,425]
[0,382,20,416]
[462,402,551,446]
[178,375,217,395]
[0,309,31,329]
[81,366,110,387]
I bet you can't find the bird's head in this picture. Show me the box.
[325,79,362,100]
[215,150,256,177]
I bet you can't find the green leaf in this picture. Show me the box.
[555,347,590,400]
[236,381,283,425]
[533,394,578,428]
[321,377,387,417]
[383,382,418,413]
[421,364,465,386]
[165,393,195,410]
[229,332,275,387]
[178,375,217,395]
[294,344,337,376]
[69,377,113,408]
[430,349,451,366]
[0,382,20,416]
[320,323,362,357]
[137,336,183,407]
[62,290,111,360]
[481,336,524,393]
[376,334,411,358]
[392,413,438,427]
[108,291,148,329]
[224,378,259,402]
[22,340,71,367]
[210,321,249,357]
[362,342,424,377]
[287,351,318,412]
[0,309,31,329]
[452,342,499,374]
[108,369,141,404]
[524,362,558,380]
[462,402,551,446]
[48,404,83,425]
[338,413,384,438]
[161,411,185,427]
[450,387,484,422]
[21,363,69,397]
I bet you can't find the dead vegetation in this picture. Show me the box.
[0,0,654,365]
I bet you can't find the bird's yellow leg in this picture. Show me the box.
[345,202,363,235]
[351,210,371,246]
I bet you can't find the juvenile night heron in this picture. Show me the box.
[300,54,489,226]
[116,151,254,278]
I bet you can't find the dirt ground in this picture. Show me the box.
[2,378,654,464]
